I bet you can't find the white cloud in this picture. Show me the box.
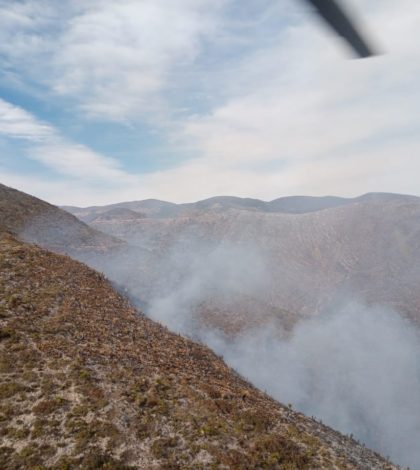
[0,0,227,121]
[173,0,420,198]
[30,143,127,180]
[0,99,55,141]
[0,98,128,181]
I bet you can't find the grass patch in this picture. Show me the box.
[0,382,26,399]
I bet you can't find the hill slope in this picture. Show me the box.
[0,183,122,254]
[0,232,396,469]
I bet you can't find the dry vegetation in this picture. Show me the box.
[0,232,397,469]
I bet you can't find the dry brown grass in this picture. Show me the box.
[0,232,397,469]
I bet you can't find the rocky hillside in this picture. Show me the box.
[0,183,122,255]
[0,232,397,469]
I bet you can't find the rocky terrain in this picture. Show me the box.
[0,232,397,469]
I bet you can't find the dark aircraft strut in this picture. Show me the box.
[304,0,376,58]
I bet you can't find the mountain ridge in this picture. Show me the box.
[63,192,420,221]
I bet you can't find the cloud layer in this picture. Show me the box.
[0,0,420,204]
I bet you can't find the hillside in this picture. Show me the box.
[0,183,122,255]
[0,232,396,469]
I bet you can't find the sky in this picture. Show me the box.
[0,0,419,206]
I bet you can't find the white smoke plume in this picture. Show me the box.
[146,240,269,335]
[141,242,420,469]
[203,303,420,469]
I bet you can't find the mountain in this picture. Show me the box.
[185,196,267,212]
[0,183,122,255]
[82,207,147,225]
[0,232,396,469]
[63,199,181,222]
[266,195,350,213]
[65,192,420,325]
[266,193,419,213]
[65,192,420,219]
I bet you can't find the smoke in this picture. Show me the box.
[141,241,420,469]
[146,240,270,335]
[202,303,420,469]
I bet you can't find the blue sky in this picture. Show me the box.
[0,0,419,206]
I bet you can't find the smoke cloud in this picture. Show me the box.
[141,242,420,469]
[146,240,270,335]
[203,303,420,469]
